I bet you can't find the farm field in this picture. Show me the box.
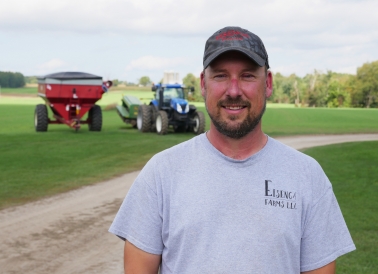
[304,142,378,273]
[1,89,377,272]
[1,95,378,208]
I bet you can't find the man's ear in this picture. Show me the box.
[200,71,206,97]
[265,70,273,98]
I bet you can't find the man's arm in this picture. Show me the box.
[301,261,336,274]
[124,240,161,274]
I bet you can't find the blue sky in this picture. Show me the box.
[1,0,377,83]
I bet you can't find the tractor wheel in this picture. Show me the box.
[156,111,169,135]
[88,105,102,131]
[149,105,157,132]
[35,104,48,132]
[137,104,152,132]
[192,111,205,135]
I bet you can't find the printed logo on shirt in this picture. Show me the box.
[264,180,297,209]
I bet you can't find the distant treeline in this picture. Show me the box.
[0,71,25,88]
[270,60,378,108]
[181,60,378,108]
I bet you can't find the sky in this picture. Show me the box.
[1,0,377,83]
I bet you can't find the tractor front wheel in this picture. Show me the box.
[137,105,152,132]
[35,104,48,132]
[192,111,205,135]
[88,105,102,131]
[156,111,169,135]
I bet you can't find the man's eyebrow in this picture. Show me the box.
[209,68,227,73]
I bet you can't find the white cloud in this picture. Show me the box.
[1,0,377,79]
[36,59,66,70]
[2,0,376,36]
[34,59,76,75]
[125,56,187,71]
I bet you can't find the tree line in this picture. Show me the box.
[182,60,378,108]
[271,60,378,108]
[0,71,25,88]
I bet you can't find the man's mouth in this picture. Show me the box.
[223,105,245,110]
[218,98,251,111]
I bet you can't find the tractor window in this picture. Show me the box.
[163,88,184,100]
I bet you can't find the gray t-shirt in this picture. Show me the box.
[109,134,355,273]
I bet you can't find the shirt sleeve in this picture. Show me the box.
[108,159,163,255]
[300,183,356,272]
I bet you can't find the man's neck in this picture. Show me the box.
[206,123,268,160]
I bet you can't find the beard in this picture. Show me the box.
[205,95,266,140]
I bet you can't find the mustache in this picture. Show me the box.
[217,98,251,108]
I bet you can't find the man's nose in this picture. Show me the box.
[226,78,242,97]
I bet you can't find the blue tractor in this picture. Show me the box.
[137,83,205,135]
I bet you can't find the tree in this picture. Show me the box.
[112,79,119,87]
[183,73,202,101]
[325,73,353,108]
[138,76,151,86]
[353,61,378,108]
[0,71,25,88]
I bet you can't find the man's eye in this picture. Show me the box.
[242,74,256,81]
[214,74,226,79]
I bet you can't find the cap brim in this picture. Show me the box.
[203,47,266,69]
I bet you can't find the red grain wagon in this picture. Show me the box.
[35,72,112,132]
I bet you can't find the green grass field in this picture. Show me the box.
[1,88,377,272]
[304,142,378,273]
[1,97,378,209]
[0,87,38,95]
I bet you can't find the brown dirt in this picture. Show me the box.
[1,134,378,273]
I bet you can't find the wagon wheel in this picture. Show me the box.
[137,105,152,132]
[88,105,102,131]
[156,111,169,135]
[192,111,205,135]
[35,104,48,132]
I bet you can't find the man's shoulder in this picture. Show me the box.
[153,134,205,160]
[268,136,320,167]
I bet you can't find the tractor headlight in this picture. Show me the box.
[176,104,183,113]
[185,104,189,113]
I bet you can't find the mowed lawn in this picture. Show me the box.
[1,92,378,272]
[304,142,378,274]
[1,98,378,209]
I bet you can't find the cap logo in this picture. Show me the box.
[216,30,249,41]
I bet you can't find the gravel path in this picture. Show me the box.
[1,134,378,273]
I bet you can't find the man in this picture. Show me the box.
[109,26,355,273]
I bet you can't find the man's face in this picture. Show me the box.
[201,51,272,139]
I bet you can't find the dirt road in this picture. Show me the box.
[1,134,378,273]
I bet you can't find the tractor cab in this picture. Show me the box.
[151,83,190,113]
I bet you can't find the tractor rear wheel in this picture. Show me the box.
[156,111,169,135]
[88,105,102,131]
[192,111,205,135]
[35,104,48,132]
[137,105,152,132]
[150,106,157,132]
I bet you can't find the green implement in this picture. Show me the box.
[116,95,143,128]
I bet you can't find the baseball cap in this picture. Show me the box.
[203,26,269,69]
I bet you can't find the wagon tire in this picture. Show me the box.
[156,111,169,135]
[88,105,102,131]
[192,111,205,135]
[137,104,152,132]
[35,104,48,132]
